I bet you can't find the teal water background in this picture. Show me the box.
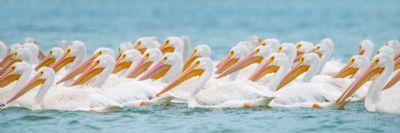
[0,0,400,132]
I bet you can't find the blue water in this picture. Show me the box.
[0,0,400,132]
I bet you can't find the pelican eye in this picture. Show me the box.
[39,71,44,75]
[350,58,355,64]
[230,50,235,55]
[316,46,320,49]
[373,59,379,65]
[261,42,267,46]
[194,61,200,66]
[268,56,275,63]
[162,57,168,63]
[137,41,142,46]
[98,51,103,55]
[296,44,302,49]
[193,49,198,54]
[144,53,150,59]
[255,48,260,53]
[94,60,100,65]
[11,66,16,71]
[278,47,283,52]
[122,54,126,58]
[49,50,53,55]
[65,49,71,55]
[164,40,170,45]
[300,57,305,62]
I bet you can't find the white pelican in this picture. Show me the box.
[277,43,296,63]
[303,38,344,76]
[160,36,190,59]
[117,42,133,58]
[295,41,314,57]
[35,47,64,71]
[215,45,249,80]
[358,39,374,58]
[333,55,370,79]
[0,62,32,99]
[248,53,291,91]
[0,41,7,62]
[0,43,22,68]
[0,67,119,112]
[0,47,34,76]
[154,57,276,108]
[124,48,162,78]
[260,38,280,52]
[385,40,400,59]
[58,40,71,50]
[55,47,114,85]
[246,35,263,50]
[183,45,211,72]
[269,53,344,107]
[133,36,160,54]
[51,40,87,73]
[112,49,142,76]
[323,54,400,114]
[139,52,183,83]
[216,45,273,80]
[215,41,250,69]
[24,37,45,60]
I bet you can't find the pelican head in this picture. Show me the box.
[139,53,183,83]
[156,57,213,97]
[336,53,393,106]
[5,67,55,105]
[35,47,64,70]
[55,47,113,84]
[71,55,115,87]
[0,41,7,61]
[113,49,142,74]
[51,41,87,72]
[0,43,22,68]
[277,53,320,90]
[24,37,38,45]
[333,55,369,78]
[385,40,400,58]
[160,37,184,54]
[215,45,249,74]
[216,45,272,79]
[309,40,332,58]
[247,35,263,49]
[0,62,32,88]
[58,40,70,50]
[358,39,374,58]
[134,37,160,54]
[125,48,162,78]
[24,37,46,60]
[183,45,211,71]
[261,38,280,52]
[0,48,32,75]
[117,42,133,58]
[249,53,290,82]
[295,41,314,57]
[278,43,296,62]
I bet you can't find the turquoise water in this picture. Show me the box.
[0,0,400,132]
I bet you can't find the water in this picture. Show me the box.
[0,0,400,132]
